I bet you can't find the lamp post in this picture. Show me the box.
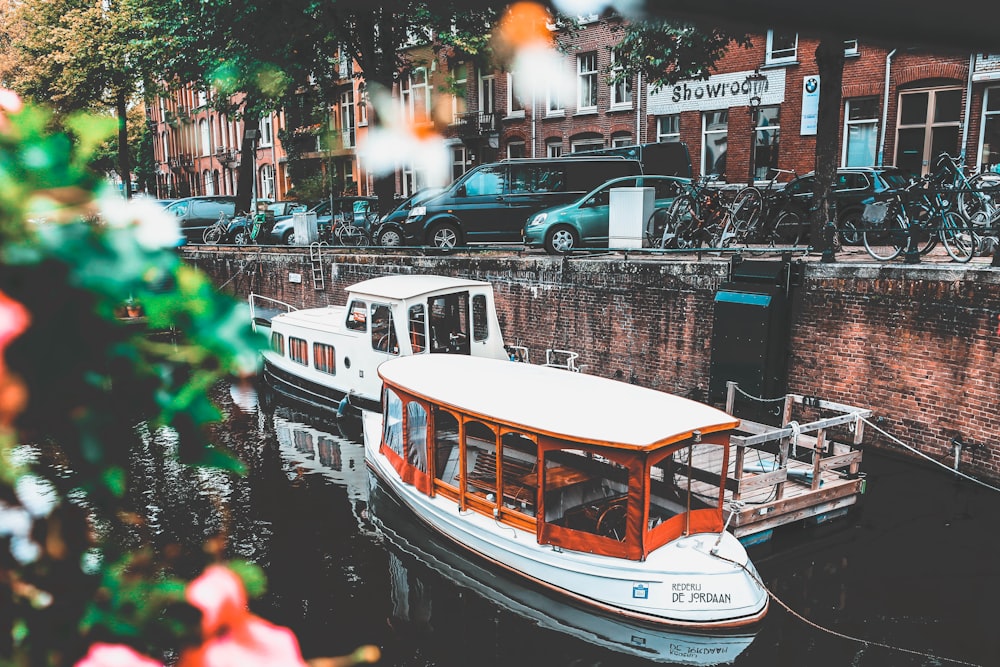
[745,69,767,186]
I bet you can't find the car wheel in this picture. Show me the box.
[232,228,249,245]
[837,207,863,246]
[428,222,460,251]
[282,229,296,245]
[376,227,403,247]
[544,225,579,254]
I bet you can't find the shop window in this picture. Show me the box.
[979,87,1000,173]
[752,106,780,181]
[844,97,879,167]
[703,110,729,179]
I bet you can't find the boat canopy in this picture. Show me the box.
[348,275,492,301]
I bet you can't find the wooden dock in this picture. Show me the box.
[681,382,872,545]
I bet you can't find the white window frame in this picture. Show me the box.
[357,84,368,126]
[506,141,525,159]
[452,62,468,122]
[203,169,214,195]
[571,138,603,153]
[507,71,525,117]
[546,139,563,157]
[765,30,798,65]
[199,119,211,156]
[479,72,496,114]
[340,89,355,149]
[609,50,632,108]
[844,39,859,57]
[546,81,564,116]
[611,134,632,148]
[412,67,431,124]
[577,52,598,112]
[259,115,273,147]
[702,110,728,178]
[842,97,879,167]
[259,163,275,200]
[977,86,1000,172]
[656,115,680,143]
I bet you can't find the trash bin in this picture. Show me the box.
[609,187,653,248]
[292,212,318,245]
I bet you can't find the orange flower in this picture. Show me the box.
[0,290,30,427]
[74,643,163,667]
[178,565,308,667]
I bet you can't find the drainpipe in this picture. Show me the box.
[961,52,974,168]
[878,49,896,167]
[636,71,643,144]
[531,88,537,158]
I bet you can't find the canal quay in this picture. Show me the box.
[178,380,999,667]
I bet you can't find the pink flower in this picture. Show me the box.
[179,565,307,667]
[0,290,30,427]
[75,643,163,667]
[0,88,22,132]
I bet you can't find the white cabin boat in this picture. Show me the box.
[249,275,510,414]
[363,354,769,628]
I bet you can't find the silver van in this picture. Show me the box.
[399,157,642,250]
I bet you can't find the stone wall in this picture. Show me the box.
[185,247,1000,481]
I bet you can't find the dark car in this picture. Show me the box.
[780,167,911,244]
[269,196,378,245]
[164,196,237,244]
[373,188,446,246]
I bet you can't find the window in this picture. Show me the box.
[546,139,563,157]
[546,80,563,115]
[288,337,308,365]
[895,88,963,177]
[499,432,537,517]
[346,300,367,331]
[338,47,353,79]
[259,164,275,200]
[260,115,273,147]
[451,145,467,182]
[577,52,598,111]
[383,389,403,458]
[340,89,355,148]
[766,30,798,64]
[465,420,498,502]
[609,50,632,107]
[406,401,428,472]
[357,84,368,126]
[199,119,211,156]
[429,293,470,354]
[270,332,284,356]
[507,71,525,115]
[703,110,728,179]
[571,137,603,153]
[433,409,460,488]
[979,87,1000,172]
[370,303,398,354]
[403,67,431,124]
[843,97,879,167]
[656,114,680,143]
[844,39,859,56]
[543,448,629,541]
[752,106,780,181]
[472,294,489,342]
[202,170,214,195]
[452,63,468,122]
[408,305,427,353]
[507,141,526,159]
[462,165,505,197]
[611,133,632,148]
[314,343,336,375]
[480,73,496,114]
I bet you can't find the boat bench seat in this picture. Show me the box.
[468,454,536,508]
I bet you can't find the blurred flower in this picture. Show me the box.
[356,85,450,189]
[178,565,307,667]
[99,192,184,250]
[0,88,23,131]
[493,4,573,112]
[0,290,30,428]
[75,643,163,667]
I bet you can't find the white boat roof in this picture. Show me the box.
[348,274,492,301]
[378,355,739,451]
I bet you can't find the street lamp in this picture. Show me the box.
[745,69,767,185]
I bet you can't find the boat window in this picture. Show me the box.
[671,443,721,513]
[370,303,399,354]
[543,449,630,542]
[647,455,684,530]
[464,420,498,502]
[346,300,367,331]
[428,293,470,354]
[499,432,537,517]
[406,402,428,473]
[383,388,404,458]
[289,337,308,365]
[433,408,460,488]
[408,305,427,353]
[472,294,489,342]
[314,342,336,375]
[270,332,284,356]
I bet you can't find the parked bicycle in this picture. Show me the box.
[202,211,234,244]
[650,176,755,249]
[720,168,801,249]
[234,205,276,246]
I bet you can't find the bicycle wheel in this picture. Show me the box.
[730,186,763,239]
[771,209,805,246]
[940,210,976,263]
[906,206,938,255]
[958,172,1000,221]
[203,224,224,244]
[336,224,371,247]
[666,195,699,249]
[863,213,907,260]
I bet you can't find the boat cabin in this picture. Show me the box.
[376,355,740,561]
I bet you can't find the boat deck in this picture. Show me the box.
[679,385,871,544]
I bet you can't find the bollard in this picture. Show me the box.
[902,227,921,264]
[821,221,837,263]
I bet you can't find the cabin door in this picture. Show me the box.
[428,292,471,354]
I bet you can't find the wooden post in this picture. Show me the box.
[811,428,825,490]
[726,381,737,414]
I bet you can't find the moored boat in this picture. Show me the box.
[249,275,510,414]
[363,354,769,628]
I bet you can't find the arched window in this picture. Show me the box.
[203,170,214,195]
[259,164,275,200]
[199,119,211,156]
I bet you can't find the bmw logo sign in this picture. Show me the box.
[805,78,819,93]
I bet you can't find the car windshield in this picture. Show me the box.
[878,171,911,189]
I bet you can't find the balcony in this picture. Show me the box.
[215,147,240,169]
[455,111,499,138]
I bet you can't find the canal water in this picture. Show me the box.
[138,381,999,667]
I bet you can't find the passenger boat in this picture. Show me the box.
[249,275,510,415]
[362,354,770,628]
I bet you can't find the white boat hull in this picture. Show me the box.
[362,410,768,628]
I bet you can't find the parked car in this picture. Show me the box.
[399,156,643,250]
[267,200,310,217]
[164,196,237,244]
[780,167,911,244]
[268,196,378,245]
[373,188,446,246]
[523,175,690,254]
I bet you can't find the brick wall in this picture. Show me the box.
[186,247,1000,481]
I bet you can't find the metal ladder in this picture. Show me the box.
[309,242,326,290]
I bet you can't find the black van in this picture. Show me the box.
[399,156,642,249]
[571,141,693,178]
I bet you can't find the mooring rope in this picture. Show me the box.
[733,385,787,403]
[711,551,983,666]
[862,417,1000,494]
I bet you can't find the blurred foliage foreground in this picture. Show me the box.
[0,93,377,666]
